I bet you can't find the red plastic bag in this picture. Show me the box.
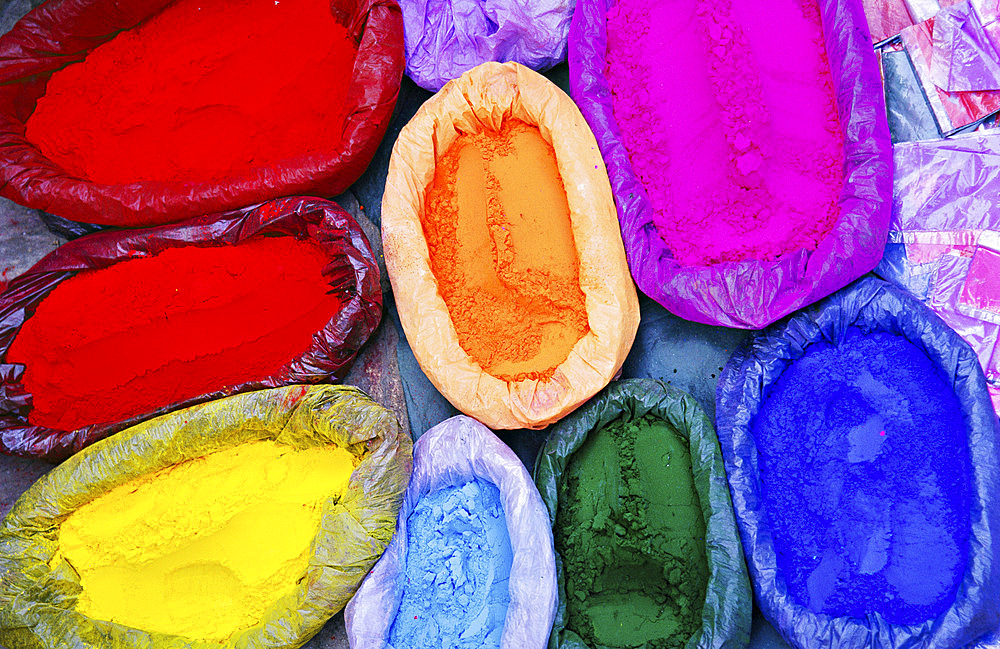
[0,196,382,461]
[0,0,404,227]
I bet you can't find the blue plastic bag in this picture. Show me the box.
[716,277,1000,649]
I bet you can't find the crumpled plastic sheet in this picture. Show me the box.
[875,132,1000,414]
[345,414,557,649]
[902,12,1000,132]
[931,0,1000,91]
[0,384,414,649]
[862,0,963,42]
[400,0,574,91]
[534,378,753,649]
[716,277,1000,649]
[0,0,404,227]
[0,196,382,461]
[568,0,892,329]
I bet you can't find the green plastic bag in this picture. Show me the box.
[0,384,412,649]
[534,378,751,649]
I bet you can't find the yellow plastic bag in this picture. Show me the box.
[382,61,639,430]
[0,384,412,649]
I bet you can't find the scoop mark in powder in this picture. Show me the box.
[752,329,971,623]
[422,120,588,382]
[556,415,708,648]
[54,441,357,641]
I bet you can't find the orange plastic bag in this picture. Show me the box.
[382,62,639,429]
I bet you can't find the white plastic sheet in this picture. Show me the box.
[344,415,557,649]
[876,132,1000,413]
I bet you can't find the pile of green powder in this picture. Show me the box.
[555,415,709,648]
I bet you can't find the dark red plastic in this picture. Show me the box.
[0,196,382,460]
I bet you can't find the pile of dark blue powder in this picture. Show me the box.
[751,327,971,624]
[388,478,513,648]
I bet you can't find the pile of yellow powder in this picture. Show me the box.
[53,440,357,641]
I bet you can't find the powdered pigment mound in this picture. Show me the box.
[24,0,357,184]
[556,415,708,647]
[7,237,342,431]
[751,328,971,624]
[388,479,514,648]
[54,440,356,641]
[606,0,843,266]
[422,119,589,382]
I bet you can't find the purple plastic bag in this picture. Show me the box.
[568,0,892,329]
[401,0,573,91]
[931,0,1000,92]
[876,132,1000,415]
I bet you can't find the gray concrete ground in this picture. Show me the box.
[0,199,65,284]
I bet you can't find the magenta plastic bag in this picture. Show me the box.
[568,0,892,329]
[400,0,573,91]
[876,132,1000,415]
[901,11,1000,133]
[344,415,557,649]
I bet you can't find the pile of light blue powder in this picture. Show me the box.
[388,478,514,649]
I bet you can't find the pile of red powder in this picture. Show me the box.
[25,0,358,184]
[606,0,845,266]
[7,237,341,431]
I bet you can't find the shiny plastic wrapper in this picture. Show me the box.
[901,9,1000,132]
[715,277,1000,649]
[0,0,404,227]
[534,378,753,649]
[345,414,557,648]
[0,384,413,649]
[861,0,962,42]
[568,0,892,329]
[400,0,573,91]
[876,132,1000,413]
[382,61,639,430]
[881,48,944,141]
[0,196,382,461]
[930,0,1000,92]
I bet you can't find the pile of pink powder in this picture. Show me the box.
[607,0,845,267]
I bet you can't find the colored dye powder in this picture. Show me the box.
[751,328,971,624]
[555,416,708,648]
[389,479,513,649]
[24,0,357,184]
[606,0,844,266]
[54,441,357,641]
[422,119,589,382]
[7,237,340,431]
